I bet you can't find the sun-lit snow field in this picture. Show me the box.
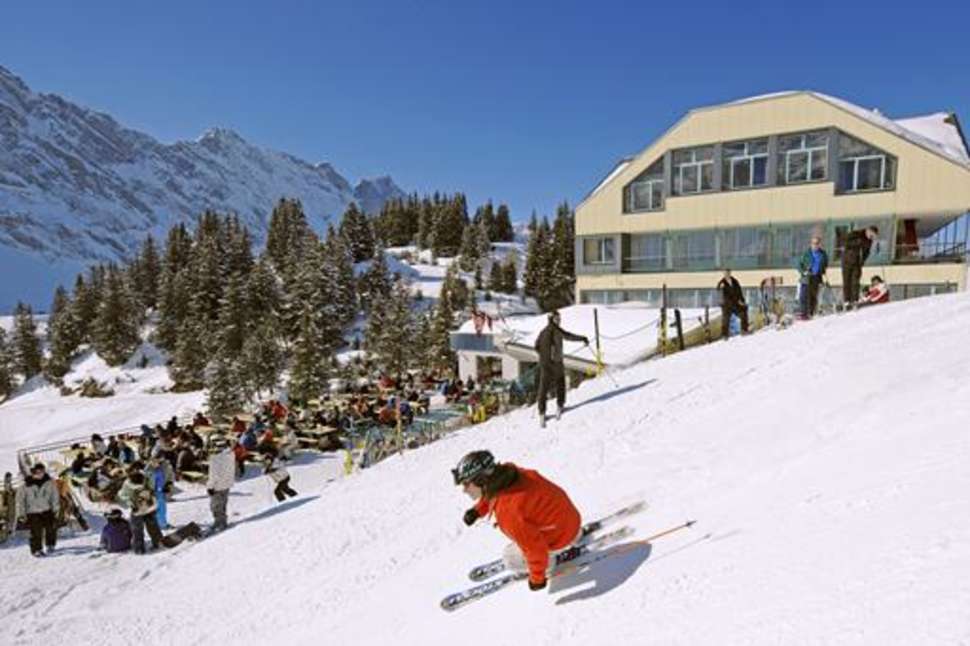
[2,292,970,645]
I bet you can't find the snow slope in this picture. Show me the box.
[2,293,970,645]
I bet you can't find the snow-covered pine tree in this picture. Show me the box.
[503,256,519,294]
[170,315,207,391]
[45,289,83,381]
[92,266,141,366]
[339,202,376,263]
[205,354,247,423]
[416,197,434,250]
[288,307,330,406]
[428,279,457,374]
[548,201,576,310]
[11,302,43,380]
[359,245,393,313]
[216,272,249,358]
[190,231,226,343]
[524,216,553,308]
[411,309,433,370]
[475,217,491,260]
[0,328,13,399]
[488,261,504,293]
[154,264,189,352]
[458,224,480,272]
[430,195,468,257]
[366,278,415,378]
[442,262,470,313]
[241,319,284,401]
[133,234,162,311]
[324,224,358,326]
[223,215,255,279]
[71,271,100,344]
[246,256,282,327]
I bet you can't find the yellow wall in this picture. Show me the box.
[576,262,967,293]
[577,93,970,236]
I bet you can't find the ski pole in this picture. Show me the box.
[581,344,620,388]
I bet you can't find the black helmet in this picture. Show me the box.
[451,450,496,486]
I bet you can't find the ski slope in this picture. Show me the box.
[2,293,970,645]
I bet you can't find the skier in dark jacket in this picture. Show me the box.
[798,236,829,318]
[15,463,61,556]
[716,269,749,339]
[841,226,879,307]
[533,310,588,428]
[99,509,133,553]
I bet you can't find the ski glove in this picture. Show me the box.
[528,578,547,591]
[462,508,479,526]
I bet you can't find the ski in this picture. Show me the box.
[442,526,634,612]
[467,500,647,581]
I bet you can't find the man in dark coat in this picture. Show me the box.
[533,310,588,428]
[841,226,879,307]
[716,269,749,339]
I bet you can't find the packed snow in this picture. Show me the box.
[2,291,969,645]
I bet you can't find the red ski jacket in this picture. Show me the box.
[475,466,581,584]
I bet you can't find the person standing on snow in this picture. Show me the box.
[15,463,60,557]
[533,310,589,428]
[841,225,879,309]
[716,268,749,339]
[455,450,582,592]
[798,236,828,319]
[207,438,236,532]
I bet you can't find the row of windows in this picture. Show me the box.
[623,129,897,213]
[582,218,893,272]
[580,283,958,308]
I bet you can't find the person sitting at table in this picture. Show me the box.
[464,375,476,393]
[232,439,248,478]
[240,426,259,452]
[179,426,204,450]
[70,447,95,475]
[192,412,211,429]
[176,443,201,475]
[166,416,180,436]
[271,400,288,423]
[256,427,278,457]
[87,462,124,501]
[230,416,247,435]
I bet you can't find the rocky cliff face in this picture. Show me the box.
[0,64,404,278]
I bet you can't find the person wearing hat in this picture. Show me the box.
[99,508,133,553]
[454,450,582,591]
[533,310,589,428]
[15,462,61,557]
[118,471,164,554]
[206,438,236,532]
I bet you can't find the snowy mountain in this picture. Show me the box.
[2,292,969,644]
[0,64,405,311]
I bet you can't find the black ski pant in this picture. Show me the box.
[536,366,566,417]
[720,302,749,338]
[801,275,822,318]
[842,262,862,303]
[273,477,298,502]
[27,511,57,553]
[131,512,164,553]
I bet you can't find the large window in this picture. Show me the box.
[670,230,716,270]
[837,133,896,192]
[722,139,768,190]
[626,233,666,271]
[583,237,615,265]
[672,146,714,195]
[720,227,771,268]
[625,158,665,212]
[778,131,828,184]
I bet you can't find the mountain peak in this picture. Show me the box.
[197,127,246,145]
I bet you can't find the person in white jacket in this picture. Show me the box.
[15,463,61,557]
[206,439,236,532]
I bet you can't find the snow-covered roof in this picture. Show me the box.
[893,112,969,165]
[583,157,634,202]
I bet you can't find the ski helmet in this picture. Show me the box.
[451,450,496,486]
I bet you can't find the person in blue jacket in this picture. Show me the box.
[798,236,829,319]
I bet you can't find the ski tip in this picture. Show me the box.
[686,519,697,528]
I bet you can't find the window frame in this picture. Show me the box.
[673,147,715,195]
[723,140,769,190]
[583,237,616,265]
[838,154,889,192]
[779,132,828,185]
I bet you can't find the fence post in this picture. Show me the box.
[674,308,685,351]
[704,306,711,343]
[593,308,602,375]
[660,285,668,356]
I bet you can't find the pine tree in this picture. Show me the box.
[458,224,480,272]
[0,328,13,399]
[488,261,504,293]
[365,279,414,377]
[547,201,576,310]
[442,263,470,313]
[92,267,141,366]
[430,195,468,257]
[427,284,456,374]
[133,234,162,310]
[241,319,284,400]
[503,256,519,294]
[359,246,393,313]
[288,308,330,406]
[476,217,491,260]
[216,272,249,358]
[411,310,433,369]
[494,204,514,242]
[11,302,43,380]
[154,223,194,351]
[72,272,100,344]
[339,202,375,263]
[45,289,83,381]
[524,216,551,305]
[246,257,282,327]
[170,316,207,391]
[416,198,434,250]
[205,354,247,423]
[324,225,357,326]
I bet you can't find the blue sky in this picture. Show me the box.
[2,0,969,222]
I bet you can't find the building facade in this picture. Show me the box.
[575,92,970,308]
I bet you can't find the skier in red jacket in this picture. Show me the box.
[454,450,582,590]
